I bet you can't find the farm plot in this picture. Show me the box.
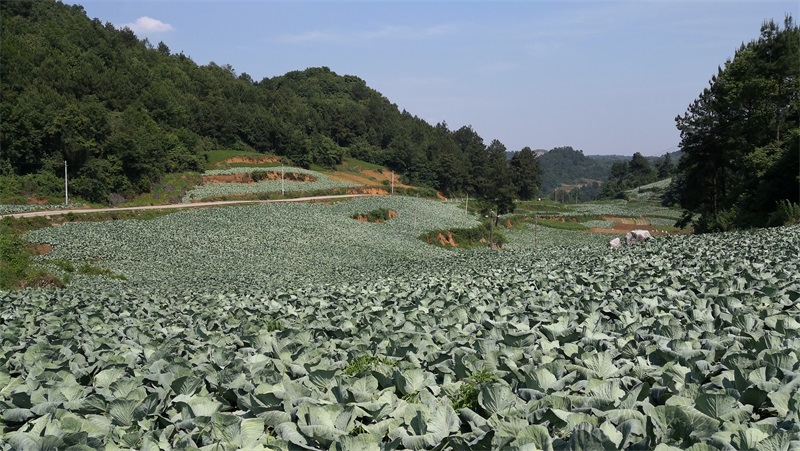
[24,197,479,289]
[2,198,799,450]
[182,167,360,202]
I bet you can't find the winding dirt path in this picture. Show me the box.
[587,216,672,235]
[1,194,381,219]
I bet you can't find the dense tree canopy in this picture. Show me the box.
[536,147,615,195]
[670,16,799,231]
[0,0,539,206]
[510,147,542,201]
[598,152,660,199]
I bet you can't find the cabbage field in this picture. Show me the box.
[2,197,799,450]
[182,167,360,202]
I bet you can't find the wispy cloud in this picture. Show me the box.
[121,16,174,33]
[278,24,457,44]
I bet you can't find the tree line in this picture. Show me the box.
[668,16,799,231]
[0,0,540,212]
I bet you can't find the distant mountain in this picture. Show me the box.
[536,147,610,194]
[536,148,681,195]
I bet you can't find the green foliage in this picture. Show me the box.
[451,370,497,411]
[0,223,30,289]
[77,263,126,280]
[0,222,63,290]
[768,200,800,226]
[343,354,394,376]
[598,152,660,200]
[1,198,798,448]
[1,2,530,208]
[534,218,590,231]
[674,16,799,231]
[421,225,507,249]
[352,208,395,223]
[537,147,614,194]
[509,147,543,201]
[51,259,75,273]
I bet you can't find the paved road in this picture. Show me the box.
[1,194,380,219]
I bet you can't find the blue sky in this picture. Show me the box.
[71,1,797,156]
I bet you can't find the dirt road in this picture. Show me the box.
[1,194,380,219]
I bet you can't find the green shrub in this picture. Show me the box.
[0,223,64,289]
[768,200,800,227]
[0,224,30,290]
[452,369,497,411]
[421,225,507,249]
[352,208,396,223]
[250,170,269,182]
[78,264,127,280]
[344,354,394,376]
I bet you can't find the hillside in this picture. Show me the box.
[0,0,528,209]
[536,147,611,194]
[536,148,680,201]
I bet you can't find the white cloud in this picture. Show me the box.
[122,16,174,33]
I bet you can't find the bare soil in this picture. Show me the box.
[219,156,280,165]
[347,187,389,195]
[30,244,53,255]
[203,172,316,184]
[437,231,458,247]
[587,216,672,235]
[327,169,414,189]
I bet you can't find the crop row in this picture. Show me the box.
[2,199,799,449]
[182,167,359,202]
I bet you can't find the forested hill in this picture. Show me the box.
[536,147,613,194]
[0,0,538,209]
[536,147,681,196]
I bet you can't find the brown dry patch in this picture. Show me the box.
[588,216,673,236]
[30,244,53,255]
[588,227,671,236]
[19,273,64,289]
[346,187,389,195]
[219,156,280,165]
[27,198,51,205]
[327,171,379,185]
[327,169,414,189]
[364,170,414,188]
[437,231,458,247]
[203,172,316,184]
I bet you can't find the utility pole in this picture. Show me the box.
[465,194,469,214]
[391,171,394,195]
[489,209,495,250]
[281,164,285,196]
[534,213,538,248]
[64,160,69,206]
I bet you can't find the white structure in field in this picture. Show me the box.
[609,230,652,247]
[625,229,652,245]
